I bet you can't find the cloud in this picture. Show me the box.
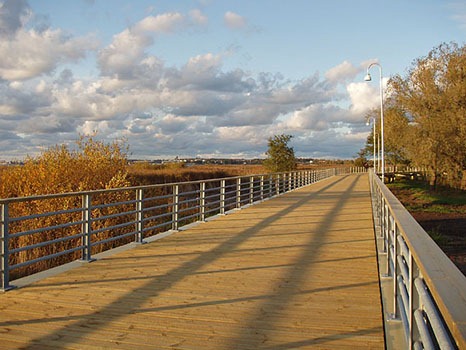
[281,104,347,131]
[325,60,360,84]
[133,12,185,34]
[77,120,112,136]
[1,55,364,159]
[0,3,97,81]
[0,4,372,161]
[0,0,31,37]
[291,128,365,159]
[224,11,247,30]
[0,81,50,116]
[98,11,208,79]
[347,82,377,115]
[97,28,152,78]
[449,2,466,29]
[189,9,208,26]
[347,76,389,116]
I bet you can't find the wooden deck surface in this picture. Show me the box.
[0,173,384,349]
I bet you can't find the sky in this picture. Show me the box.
[1,0,465,161]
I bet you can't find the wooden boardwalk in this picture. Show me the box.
[0,174,384,349]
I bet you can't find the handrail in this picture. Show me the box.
[369,170,466,350]
[1,167,364,291]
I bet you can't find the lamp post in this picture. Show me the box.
[366,117,377,172]
[364,63,385,182]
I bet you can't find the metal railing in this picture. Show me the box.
[1,167,363,291]
[369,170,466,350]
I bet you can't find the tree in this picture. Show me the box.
[389,42,466,188]
[263,134,297,172]
[364,105,412,170]
[354,148,368,168]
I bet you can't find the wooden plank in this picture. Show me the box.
[0,174,384,349]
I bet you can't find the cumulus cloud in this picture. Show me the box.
[77,120,113,136]
[325,60,361,84]
[98,11,209,79]
[0,3,374,160]
[0,0,31,37]
[189,9,208,26]
[347,77,389,116]
[0,0,97,81]
[224,11,247,29]
[1,55,368,158]
[281,104,347,131]
[97,28,152,78]
[133,12,185,34]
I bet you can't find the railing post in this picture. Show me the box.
[220,180,225,214]
[81,194,95,262]
[135,188,144,243]
[1,203,14,291]
[382,203,388,253]
[260,175,264,200]
[249,176,254,204]
[172,185,179,230]
[200,182,206,221]
[392,225,399,319]
[274,175,278,195]
[408,251,414,350]
[236,178,241,209]
[269,175,273,198]
[386,215,396,276]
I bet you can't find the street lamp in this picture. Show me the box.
[366,117,377,172]
[364,62,385,182]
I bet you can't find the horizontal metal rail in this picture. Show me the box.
[369,170,466,350]
[1,167,364,291]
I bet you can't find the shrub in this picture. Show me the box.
[0,136,132,279]
[0,135,130,198]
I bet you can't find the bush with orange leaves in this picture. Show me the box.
[0,136,133,279]
[0,135,130,198]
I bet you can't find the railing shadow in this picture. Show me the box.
[224,173,380,348]
[13,173,381,348]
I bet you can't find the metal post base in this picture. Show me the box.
[1,285,17,292]
[386,313,401,322]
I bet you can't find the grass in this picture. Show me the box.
[387,179,466,213]
[427,226,450,246]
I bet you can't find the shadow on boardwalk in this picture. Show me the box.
[0,174,384,349]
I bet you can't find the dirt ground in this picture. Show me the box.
[411,212,466,275]
[388,186,466,276]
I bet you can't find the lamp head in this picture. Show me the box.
[364,73,372,82]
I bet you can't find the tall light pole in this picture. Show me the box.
[364,62,385,182]
[366,117,377,172]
